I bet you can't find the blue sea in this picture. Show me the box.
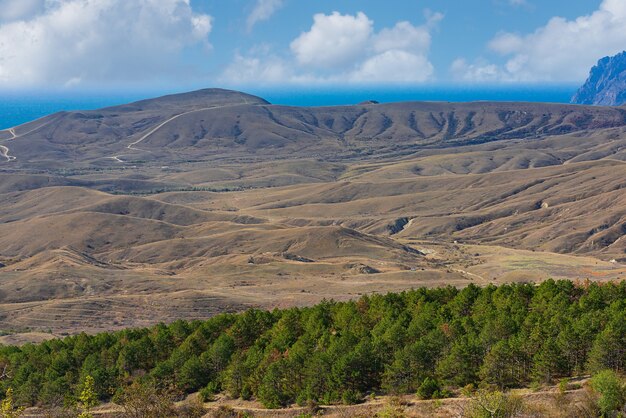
[0,85,578,130]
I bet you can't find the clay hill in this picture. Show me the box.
[572,51,626,106]
[0,89,625,342]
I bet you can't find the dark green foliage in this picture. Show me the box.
[479,338,529,389]
[416,377,442,399]
[587,307,626,373]
[0,280,624,410]
[199,381,220,402]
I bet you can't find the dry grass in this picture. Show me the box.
[1,93,625,340]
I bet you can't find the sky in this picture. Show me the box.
[0,0,624,92]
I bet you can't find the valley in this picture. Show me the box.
[1,89,625,341]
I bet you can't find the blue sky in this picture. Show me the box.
[0,0,624,91]
[195,0,601,80]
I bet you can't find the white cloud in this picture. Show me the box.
[488,32,524,55]
[246,0,284,32]
[373,20,432,54]
[290,11,373,69]
[224,10,441,85]
[192,14,213,39]
[220,52,292,85]
[350,50,434,83]
[453,0,626,82]
[450,58,508,82]
[0,0,212,88]
[351,12,442,83]
[0,0,45,22]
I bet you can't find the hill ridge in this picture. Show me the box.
[1,90,625,168]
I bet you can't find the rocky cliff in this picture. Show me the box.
[572,51,626,106]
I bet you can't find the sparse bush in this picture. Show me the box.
[1,388,24,418]
[200,381,220,402]
[302,398,320,415]
[462,384,476,397]
[40,406,78,418]
[375,404,406,418]
[210,405,253,418]
[574,385,602,418]
[463,390,524,418]
[417,377,449,400]
[376,397,409,418]
[117,380,177,418]
[211,405,236,418]
[387,395,407,407]
[77,376,98,418]
[175,396,206,418]
[590,370,625,417]
[341,389,362,405]
[553,377,571,408]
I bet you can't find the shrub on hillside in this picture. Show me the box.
[590,370,626,417]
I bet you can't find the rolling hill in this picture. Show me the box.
[0,88,625,339]
[1,88,625,169]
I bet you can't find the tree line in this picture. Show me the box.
[0,279,624,410]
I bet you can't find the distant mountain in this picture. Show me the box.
[2,88,626,170]
[572,51,626,106]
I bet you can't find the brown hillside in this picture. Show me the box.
[1,89,625,339]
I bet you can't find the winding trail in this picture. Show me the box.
[452,268,486,281]
[109,99,252,162]
[126,107,212,151]
[0,145,15,161]
[0,128,17,161]
[0,121,55,162]
[1,102,252,164]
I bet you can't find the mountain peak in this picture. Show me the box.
[571,51,626,106]
[106,88,270,112]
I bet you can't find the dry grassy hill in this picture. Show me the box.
[0,89,625,339]
[2,88,625,168]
